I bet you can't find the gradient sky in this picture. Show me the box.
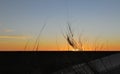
[0,0,120,51]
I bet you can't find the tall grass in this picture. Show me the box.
[33,23,46,51]
[24,24,46,51]
[24,23,106,51]
[24,40,30,51]
[64,24,105,51]
[63,24,83,51]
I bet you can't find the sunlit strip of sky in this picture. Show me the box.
[0,0,120,50]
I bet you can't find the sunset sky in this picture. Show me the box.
[0,0,120,51]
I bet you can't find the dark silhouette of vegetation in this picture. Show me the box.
[24,24,46,51]
[64,24,106,51]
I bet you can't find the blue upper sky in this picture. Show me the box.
[0,0,120,43]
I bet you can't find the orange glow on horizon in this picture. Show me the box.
[0,37,120,51]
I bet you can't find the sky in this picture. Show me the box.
[0,0,120,51]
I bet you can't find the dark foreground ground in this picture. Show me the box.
[0,51,119,74]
